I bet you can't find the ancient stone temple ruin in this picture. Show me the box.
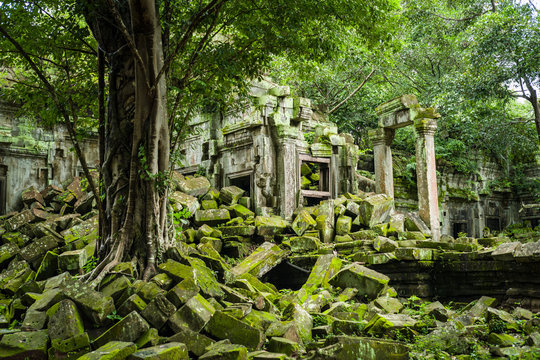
[0,102,99,214]
[179,78,359,220]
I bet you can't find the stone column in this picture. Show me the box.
[277,137,298,220]
[414,118,440,241]
[369,127,395,198]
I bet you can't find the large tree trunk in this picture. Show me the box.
[84,0,169,283]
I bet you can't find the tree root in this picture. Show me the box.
[81,232,126,288]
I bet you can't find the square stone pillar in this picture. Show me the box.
[369,127,395,198]
[414,118,440,241]
[277,137,299,220]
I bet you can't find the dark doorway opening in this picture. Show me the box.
[229,174,251,197]
[486,217,501,232]
[452,222,468,238]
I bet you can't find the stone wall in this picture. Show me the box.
[358,150,539,238]
[371,253,540,311]
[0,102,98,213]
[179,78,359,219]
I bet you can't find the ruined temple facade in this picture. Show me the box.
[0,102,99,214]
[179,78,359,220]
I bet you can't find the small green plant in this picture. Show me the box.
[82,256,99,273]
[106,310,122,321]
[8,320,19,330]
[172,208,191,231]
[304,131,315,145]
[457,231,467,238]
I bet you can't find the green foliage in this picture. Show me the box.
[82,256,98,273]
[312,314,330,327]
[0,1,98,131]
[172,208,191,231]
[304,132,315,145]
[106,310,122,321]
[8,319,19,330]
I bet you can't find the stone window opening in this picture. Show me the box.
[299,154,331,206]
[39,168,48,181]
[201,142,209,161]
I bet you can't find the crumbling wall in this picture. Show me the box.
[0,102,98,213]
[179,78,359,219]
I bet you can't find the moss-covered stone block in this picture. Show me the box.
[197,224,222,239]
[220,225,256,237]
[255,216,289,238]
[292,210,317,236]
[60,278,115,325]
[219,186,245,205]
[21,309,48,330]
[128,342,189,360]
[0,243,19,267]
[299,254,341,297]
[0,329,49,359]
[35,251,58,281]
[199,343,248,360]
[373,296,403,314]
[51,332,90,354]
[20,235,60,266]
[267,337,301,356]
[140,294,177,330]
[321,335,409,360]
[47,299,84,342]
[364,313,417,335]
[94,311,150,348]
[117,294,147,318]
[58,248,87,272]
[194,209,231,226]
[201,199,218,210]
[167,324,215,357]
[288,236,321,253]
[4,209,36,231]
[230,203,255,219]
[187,257,224,298]
[231,242,288,278]
[0,260,34,295]
[77,341,137,360]
[204,310,265,350]
[168,294,215,332]
[169,191,200,215]
[356,194,394,228]
[329,263,389,300]
[284,304,312,344]
[157,259,193,283]
[394,247,433,261]
[61,215,98,244]
[336,216,352,236]
[373,236,398,253]
[486,333,520,347]
[135,328,159,349]
[166,278,200,308]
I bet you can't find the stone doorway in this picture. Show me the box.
[370,95,441,240]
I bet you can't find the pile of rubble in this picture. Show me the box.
[0,175,539,359]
